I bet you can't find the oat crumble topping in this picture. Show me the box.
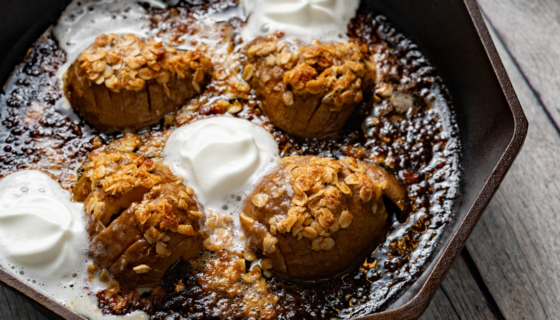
[76,33,213,93]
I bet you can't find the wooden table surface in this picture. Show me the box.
[0,0,557,319]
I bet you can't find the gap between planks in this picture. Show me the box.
[421,249,499,320]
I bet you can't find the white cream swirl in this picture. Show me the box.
[0,170,150,319]
[241,0,360,43]
[0,171,84,268]
[163,116,279,249]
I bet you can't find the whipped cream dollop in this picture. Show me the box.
[53,0,166,78]
[0,171,86,271]
[0,170,148,320]
[163,117,279,249]
[241,0,360,43]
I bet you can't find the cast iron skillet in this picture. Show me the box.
[0,0,528,319]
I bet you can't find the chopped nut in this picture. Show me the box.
[133,264,151,274]
[272,188,285,198]
[215,99,230,109]
[92,202,105,220]
[292,191,307,206]
[96,220,106,233]
[186,187,195,196]
[311,237,323,251]
[105,75,120,91]
[192,80,201,93]
[88,263,99,273]
[92,60,106,73]
[156,242,169,256]
[339,210,353,228]
[321,237,335,250]
[308,189,325,201]
[120,258,127,271]
[144,226,160,244]
[302,227,318,239]
[244,250,257,261]
[305,79,323,94]
[87,49,108,62]
[94,75,105,85]
[189,211,203,219]
[242,64,255,81]
[205,217,216,231]
[345,174,360,185]
[360,186,373,202]
[236,81,251,93]
[336,182,352,194]
[177,224,195,236]
[282,91,294,106]
[99,269,110,282]
[156,71,170,84]
[252,194,269,207]
[375,82,393,97]
[241,267,262,283]
[263,234,278,254]
[270,224,278,236]
[266,55,277,65]
[228,102,243,114]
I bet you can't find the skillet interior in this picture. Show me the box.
[0,0,526,319]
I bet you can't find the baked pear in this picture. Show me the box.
[74,149,204,287]
[243,35,374,138]
[240,156,408,279]
[64,33,212,132]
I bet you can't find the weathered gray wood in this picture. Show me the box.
[421,288,460,320]
[464,5,560,319]
[476,0,560,130]
[421,253,497,320]
[438,254,497,320]
[0,285,47,320]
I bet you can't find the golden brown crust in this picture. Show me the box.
[64,34,213,132]
[76,33,212,92]
[241,156,408,279]
[73,149,205,287]
[244,36,375,138]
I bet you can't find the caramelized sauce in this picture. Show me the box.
[0,35,96,189]
[0,2,461,319]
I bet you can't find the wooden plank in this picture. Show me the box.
[421,252,497,320]
[438,252,498,320]
[464,7,560,319]
[421,288,460,320]
[476,0,560,130]
[0,285,47,320]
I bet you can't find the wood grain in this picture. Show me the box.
[476,0,560,130]
[0,285,47,320]
[421,289,460,320]
[465,4,560,319]
[421,253,497,320]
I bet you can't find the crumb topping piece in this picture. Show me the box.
[246,36,372,109]
[260,157,385,252]
[76,148,205,287]
[243,34,377,138]
[78,33,212,93]
[83,149,161,197]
